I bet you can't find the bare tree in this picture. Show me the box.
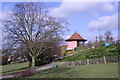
[2,34,18,55]
[104,31,112,42]
[3,3,67,67]
[109,36,114,42]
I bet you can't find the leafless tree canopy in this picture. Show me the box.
[104,31,112,42]
[3,3,67,67]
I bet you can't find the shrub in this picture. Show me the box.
[35,60,46,66]
[15,68,36,77]
[65,50,76,55]
[2,56,8,65]
[60,43,119,62]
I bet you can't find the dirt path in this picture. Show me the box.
[0,63,53,79]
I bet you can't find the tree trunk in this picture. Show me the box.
[103,56,106,63]
[31,57,35,67]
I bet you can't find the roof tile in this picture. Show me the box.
[65,32,87,41]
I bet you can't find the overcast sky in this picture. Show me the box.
[1,1,118,42]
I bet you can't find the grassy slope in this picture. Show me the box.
[2,62,29,75]
[28,62,118,78]
[60,44,119,61]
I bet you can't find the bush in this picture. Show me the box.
[60,43,119,62]
[64,50,76,55]
[35,60,46,66]
[75,45,88,52]
[15,68,36,77]
[2,56,8,65]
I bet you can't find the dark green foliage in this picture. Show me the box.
[2,56,8,65]
[2,53,10,65]
[60,43,119,61]
[105,44,118,56]
[35,60,46,66]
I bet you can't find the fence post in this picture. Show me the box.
[103,56,106,63]
[87,59,89,65]
[96,58,98,64]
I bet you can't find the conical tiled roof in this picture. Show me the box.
[65,32,87,41]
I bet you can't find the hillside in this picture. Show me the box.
[60,43,119,61]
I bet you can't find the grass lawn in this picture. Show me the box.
[2,62,29,76]
[28,62,118,78]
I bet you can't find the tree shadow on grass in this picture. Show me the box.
[3,67,30,74]
[36,67,71,75]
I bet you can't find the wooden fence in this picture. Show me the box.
[55,55,119,67]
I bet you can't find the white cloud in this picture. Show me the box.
[0,10,13,34]
[112,34,118,40]
[80,33,96,42]
[0,10,12,20]
[88,13,118,30]
[49,2,114,17]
